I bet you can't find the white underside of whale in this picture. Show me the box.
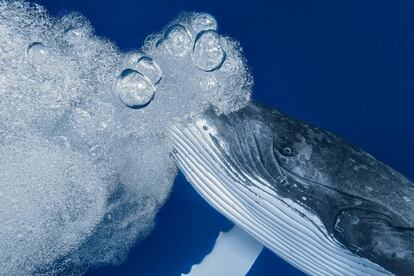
[170,123,393,276]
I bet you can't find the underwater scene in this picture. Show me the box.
[0,1,413,275]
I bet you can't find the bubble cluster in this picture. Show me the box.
[0,2,253,275]
[116,11,253,117]
[0,134,107,275]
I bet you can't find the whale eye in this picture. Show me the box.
[274,141,297,157]
[282,147,292,155]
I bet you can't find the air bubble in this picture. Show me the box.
[91,102,115,130]
[192,13,218,33]
[71,102,115,138]
[193,30,225,71]
[115,69,155,108]
[64,27,88,44]
[26,42,49,64]
[199,76,219,92]
[71,108,93,137]
[164,24,192,57]
[136,57,162,84]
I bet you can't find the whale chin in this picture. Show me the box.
[168,107,392,276]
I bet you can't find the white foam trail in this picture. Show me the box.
[183,226,263,276]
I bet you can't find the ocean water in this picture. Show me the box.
[18,0,414,275]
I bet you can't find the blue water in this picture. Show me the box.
[34,0,414,275]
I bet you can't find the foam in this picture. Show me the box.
[0,131,107,275]
[0,1,253,274]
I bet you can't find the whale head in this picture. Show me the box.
[169,101,414,275]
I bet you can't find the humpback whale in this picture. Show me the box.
[169,101,414,275]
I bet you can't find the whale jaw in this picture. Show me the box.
[168,112,392,276]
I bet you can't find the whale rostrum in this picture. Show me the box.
[169,101,414,276]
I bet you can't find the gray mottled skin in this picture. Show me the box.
[191,101,414,275]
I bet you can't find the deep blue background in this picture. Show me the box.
[34,0,414,275]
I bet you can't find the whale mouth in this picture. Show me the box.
[168,115,392,276]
